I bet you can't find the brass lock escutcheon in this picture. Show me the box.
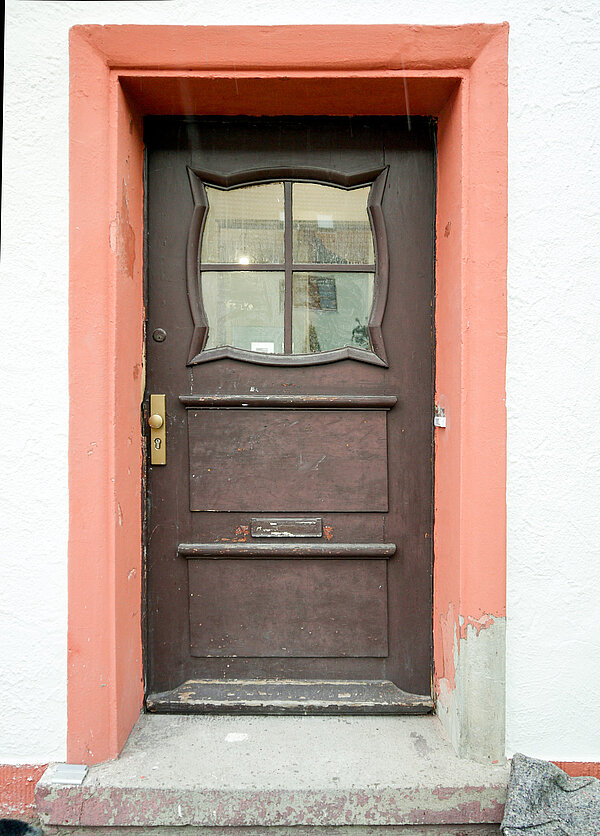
[148,394,166,465]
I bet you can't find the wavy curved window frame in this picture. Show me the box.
[185,166,389,367]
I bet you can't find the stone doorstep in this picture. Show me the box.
[36,714,508,830]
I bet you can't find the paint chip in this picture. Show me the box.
[225,732,248,742]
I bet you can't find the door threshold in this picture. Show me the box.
[146,679,434,715]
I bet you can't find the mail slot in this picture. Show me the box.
[251,518,323,538]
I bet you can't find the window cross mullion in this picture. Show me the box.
[284,181,293,354]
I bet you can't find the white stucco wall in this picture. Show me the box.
[1,0,599,764]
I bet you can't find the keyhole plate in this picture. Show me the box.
[149,394,166,465]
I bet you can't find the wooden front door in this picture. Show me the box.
[144,117,435,714]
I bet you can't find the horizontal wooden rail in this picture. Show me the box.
[179,394,397,409]
[178,542,396,558]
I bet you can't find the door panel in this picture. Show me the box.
[144,117,435,710]
[187,408,388,512]
[188,558,388,658]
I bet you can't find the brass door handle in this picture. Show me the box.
[148,394,166,465]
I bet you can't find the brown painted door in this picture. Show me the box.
[144,117,435,713]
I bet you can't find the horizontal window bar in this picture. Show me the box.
[199,263,375,272]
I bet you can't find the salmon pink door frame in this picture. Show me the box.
[69,24,508,763]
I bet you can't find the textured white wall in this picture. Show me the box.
[2,0,599,764]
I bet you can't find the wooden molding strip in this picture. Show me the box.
[178,542,396,558]
[179,394,397,409]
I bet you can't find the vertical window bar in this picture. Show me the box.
[284,181,293,354]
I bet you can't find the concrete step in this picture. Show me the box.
[36,714,508,834]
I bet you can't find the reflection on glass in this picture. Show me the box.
[292,184,374,265]
[292,272,374,354]
[202,183,285,264]
[203,271,285,353]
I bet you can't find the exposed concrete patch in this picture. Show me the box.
[37,714,508,829]
[437,617,506,764]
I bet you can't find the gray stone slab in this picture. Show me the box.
[37,714,508,829]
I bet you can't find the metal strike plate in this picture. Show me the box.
[149,394,166,465]
[46,763,89,786]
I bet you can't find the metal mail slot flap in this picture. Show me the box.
[251,518,323,538]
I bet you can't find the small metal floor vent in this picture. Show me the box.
[146,679,433,715]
